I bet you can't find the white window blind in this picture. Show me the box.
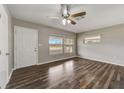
[84,35,101,44]
[64,38,74,53]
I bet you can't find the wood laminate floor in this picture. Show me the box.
[6,57,124,89]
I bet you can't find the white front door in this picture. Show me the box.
[14,26,38,69]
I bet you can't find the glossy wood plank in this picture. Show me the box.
[6,57,124,89]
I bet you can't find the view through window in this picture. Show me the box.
[49,36,63,55]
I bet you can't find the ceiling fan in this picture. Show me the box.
[48,4,86,25]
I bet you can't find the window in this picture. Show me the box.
[64,38,74,53]
[84,35,101,44]
[49,36,74,55]
[49,36,63,55]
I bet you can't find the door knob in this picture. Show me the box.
[6,53,10,55]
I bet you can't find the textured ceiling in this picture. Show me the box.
[7,4,124,33]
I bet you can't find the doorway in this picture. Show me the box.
[14,26,38,69]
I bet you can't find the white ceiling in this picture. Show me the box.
[7,4,124,33]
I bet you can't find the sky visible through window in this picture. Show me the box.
[49,37,62,44]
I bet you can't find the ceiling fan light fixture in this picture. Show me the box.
[62,18,66,25]
[67,19,71,24]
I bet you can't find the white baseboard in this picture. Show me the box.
[77,56,124,67]
[4,68,14,89]
[8,69,14,82]
[38,56,77,65]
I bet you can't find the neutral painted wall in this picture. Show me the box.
[12,18,76,65]
[77,24,124,66]
[0,5,13,88]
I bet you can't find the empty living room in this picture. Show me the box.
[1,0,124,91]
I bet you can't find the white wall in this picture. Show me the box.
[0,5,9,88]
[0,5,13,88]
[77,24,124,66]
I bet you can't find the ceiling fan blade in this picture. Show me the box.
[47,16,59,19]
[67,17,76,25]
[70,20,76,25]
[71,11,86,18]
